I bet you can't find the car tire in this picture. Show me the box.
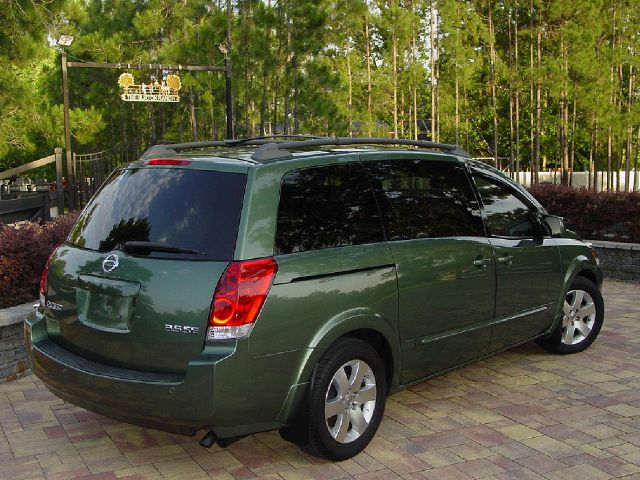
[307,338,387,460]
[537,276,604,354]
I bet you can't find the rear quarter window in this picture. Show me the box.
[275,163,384,254]
[68,168,246,260]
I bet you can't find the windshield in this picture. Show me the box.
[68,167,246,260]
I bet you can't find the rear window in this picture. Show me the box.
[68,168,246,260]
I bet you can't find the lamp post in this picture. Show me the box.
[217,43,234,140]
[58,34,75,210]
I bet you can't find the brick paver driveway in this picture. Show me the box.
[1,281,639,480]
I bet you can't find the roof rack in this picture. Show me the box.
[139,135,330,160]
[250,137,468,161]
[140,135,469,161]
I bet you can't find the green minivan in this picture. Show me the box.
[27,137,604,460]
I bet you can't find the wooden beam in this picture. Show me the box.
[0,155,56,181]
[67,61,226,72]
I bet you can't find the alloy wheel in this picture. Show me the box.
[562,289,597,345]
[324,359,377,444]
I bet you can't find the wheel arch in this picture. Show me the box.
[556,256,602,313]
[276,312,401,425]
[575,268,599,287]
[341,329,395,391]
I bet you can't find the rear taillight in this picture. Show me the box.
[39,246,60,304]
[207,257,278,340]
[145,158,192,166]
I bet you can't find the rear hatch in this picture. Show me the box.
[43,164,247,373]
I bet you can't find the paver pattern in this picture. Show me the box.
[1,280,639,480]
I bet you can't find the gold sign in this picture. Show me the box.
[118,73,181,102]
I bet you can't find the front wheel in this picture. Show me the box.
[307,338,387,460]
[537,276,605,354]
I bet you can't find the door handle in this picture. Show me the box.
[497,254,513,266]
[473,257,492,268]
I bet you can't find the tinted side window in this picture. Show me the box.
[275,163,384,254]
[365,159,484,240]
[473,175,538,238]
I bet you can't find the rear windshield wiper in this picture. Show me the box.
[118,241,207,256]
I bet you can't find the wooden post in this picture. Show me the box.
[43,192,51,221]
[61,52,76,210]
[54,147,64,213]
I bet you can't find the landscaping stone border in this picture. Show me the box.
[589,240,640,283]
[0,301,33,382]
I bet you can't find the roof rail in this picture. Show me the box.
[249,137,469,161]
[139,136,469,161]
[139,135,330,160]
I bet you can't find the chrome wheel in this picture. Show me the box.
[324,359,377,444]
[562,289,597,345]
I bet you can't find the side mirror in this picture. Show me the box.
[542,214,566,238]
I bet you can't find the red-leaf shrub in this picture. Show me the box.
[0,212,80,308]
[528,185,640,243]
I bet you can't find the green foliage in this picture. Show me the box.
[1,0,639,190]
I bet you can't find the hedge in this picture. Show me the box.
[0,212,79,309]
[529,185,640,243]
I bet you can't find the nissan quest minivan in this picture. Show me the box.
[27,136,604,460]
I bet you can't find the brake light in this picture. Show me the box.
[39,246,60,304]
[145,158,192,166]
[207,257,278,340]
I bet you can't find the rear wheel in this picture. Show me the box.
[307,338,387,460]
[537,276,604,354]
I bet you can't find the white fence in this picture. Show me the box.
[510,171,639,191]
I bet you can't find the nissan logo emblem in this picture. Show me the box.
[102,253,119,273]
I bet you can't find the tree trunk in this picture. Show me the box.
[617,63,623,191]
[412,32,418,141]
[435,23,440,143]
[593,119,599,191]
[588,115,594,190]
[364,16,373,137]
[347,35,353,137]
[529,0,535,186]
[189,87,198,141]
[293,73,300,134]
[569,101,576,186]
[392,29,398,138]
[430,0,436,141]
[401,91,406,137]
[259,70,268,136]
[508,9,514,178]
[635,125,640,191]
[465,87,470,152]
[489,0,498,167]
[455,72,460,146]
[413,83,418,141]
[625,65,634,191]
[534,27,542,185]
[560,37,569,186]
[514,2,520,183]
[607,126,613,191]
[210,98,216,140]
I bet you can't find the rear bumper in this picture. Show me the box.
[26,312,310,438]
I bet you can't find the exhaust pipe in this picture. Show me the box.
[199,430,217,448]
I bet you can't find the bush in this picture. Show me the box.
[528,185,640,243]
[0,212,79,308]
